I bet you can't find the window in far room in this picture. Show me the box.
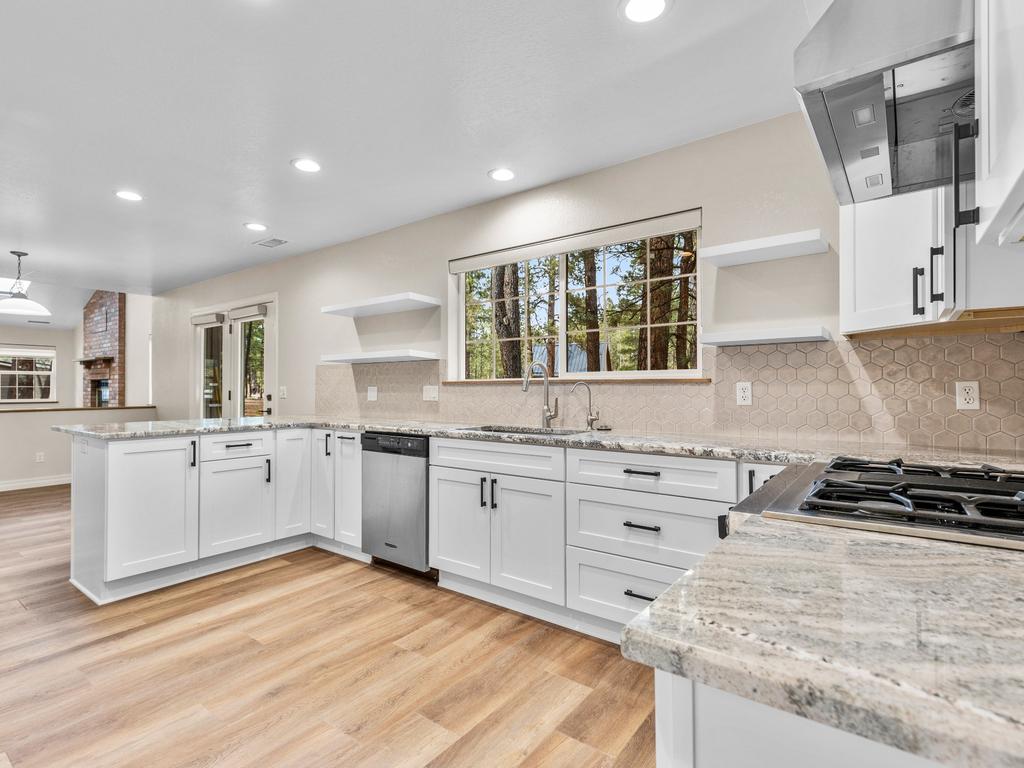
[0,346,56,402]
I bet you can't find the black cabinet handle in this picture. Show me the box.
[623,520,661,533]
[718,514,729,539]
[624,589,656,602]
[953,120,980,228]
[325,434,331,457]
[337,435,356,440]
[480,476,487,508]
[912,267,925,315]
[190,440,197,467]
[623,468,661,478]
[490,478,497,509]
[929,246,945,302]
[225,442,253,449]
[265,458,271,483]
[748,468,755,495]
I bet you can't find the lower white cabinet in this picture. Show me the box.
[738,462,784,502]
[429,466,565,605]
[430,466,491,581]
[275,429,311,538]
[566,546,687,624]
[311,429,334,537]
[199,454,275,557]
[106,436,199,580]
[333,431,362,547]
[490,474,565,604]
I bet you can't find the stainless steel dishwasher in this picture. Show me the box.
[361,432,429,572]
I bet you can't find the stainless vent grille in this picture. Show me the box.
[253,238,288,248]
[952,88,976,118]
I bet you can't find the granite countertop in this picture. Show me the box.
[51,416,1024,469]
[621,514,1024,767]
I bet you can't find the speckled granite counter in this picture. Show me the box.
[621,514,1024,767]
[51,416,1024,470]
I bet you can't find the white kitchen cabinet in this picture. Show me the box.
[199,454,275,557]
[275,429,310,539]
[567,449,737,503]
[106,436,199,580]
[566,546,686,625]
[738,462,784,502]
[490,475,565,604]
[975,0,1024,248]
[429,465,491,581]
[333,431,362,547]
[430,437,565,481]
[311,429,334,538]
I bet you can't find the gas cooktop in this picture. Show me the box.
[763,456,1024,551]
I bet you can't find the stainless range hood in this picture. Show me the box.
[795,0,976,205]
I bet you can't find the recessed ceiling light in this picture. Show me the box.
[622,0,669,23]
[244,222,268,232]
[115,190,143,202]
[291,158,321,173]
[488,168,515,182]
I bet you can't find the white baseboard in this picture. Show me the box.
[0,474,71,493]
[312,536,372,563]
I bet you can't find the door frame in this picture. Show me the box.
[189,292,279,420]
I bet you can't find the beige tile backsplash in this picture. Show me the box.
[315,332,1024,453]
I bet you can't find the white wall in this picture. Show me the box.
[0,325,77,407]
[125,293,153,405]
[152,112,839,419]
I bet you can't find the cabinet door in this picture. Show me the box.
[490,475,565,605]
[429,466,490,581]
[839,189,939,334]
[275,429,310,539]
[737,462,784,502]
[107,437,199,580]
[975,0,1024,247]
[311,429,334,537]
[333,431,362,547]
[199,455,275,557]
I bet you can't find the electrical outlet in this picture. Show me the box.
[955,381,980,410]
[279,385,288,399]
[736,381,752,406]
[422,385,439,401]
[34,451,45,463]
[367,386,378,402]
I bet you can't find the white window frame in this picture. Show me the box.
[449,211,703,381]
[0,345,58,404]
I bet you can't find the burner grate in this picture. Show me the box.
[826,456,1024,484]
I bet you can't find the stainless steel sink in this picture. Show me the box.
[459,424,587,436]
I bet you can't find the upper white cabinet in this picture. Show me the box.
[199,454,275,557]
[275,429,311,539]
[333,431,362,548]
[311,429,335,538]
[975,0,1024,248]
[106,436,199,580]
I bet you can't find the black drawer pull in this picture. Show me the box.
[624,589,656,602]
[225,442,253,449]
[190,440,197,467]
[480,476,487,508]
[337,435,356,440]
[623,468,661,478]
[265,458,271,483]
[623,520,661,533]
[325,434,331,457]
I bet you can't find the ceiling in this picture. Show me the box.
[0,280,94,330]
[1,0,814,295]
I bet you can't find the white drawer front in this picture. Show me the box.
[567,449,737,502]
[566,546,687,625]
[430,438,565,481]
[567,484,725,569]
[200,431,275,461]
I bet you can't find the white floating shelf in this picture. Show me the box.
[321,292,442,318]
[701,325,832,347]
[700,229,829,268]
[320,349,440,364]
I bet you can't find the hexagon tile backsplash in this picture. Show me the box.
[314,332,1024,453]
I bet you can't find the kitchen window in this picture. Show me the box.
[0,346,56,403]
[454,211,701,380]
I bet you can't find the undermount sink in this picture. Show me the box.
[459,424,588,436]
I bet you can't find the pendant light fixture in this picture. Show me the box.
[0,251,51,317]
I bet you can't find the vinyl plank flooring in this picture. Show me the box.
[0,484,655,768]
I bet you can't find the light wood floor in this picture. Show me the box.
[0,485,655,768]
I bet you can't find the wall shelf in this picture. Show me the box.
[320,349,440,364]
[700,229,829,268]
[321,292,441,318]
[701,325,832,347]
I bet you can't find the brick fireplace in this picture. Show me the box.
[81,290,125,407]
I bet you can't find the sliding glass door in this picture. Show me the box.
[200,325,225,418]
